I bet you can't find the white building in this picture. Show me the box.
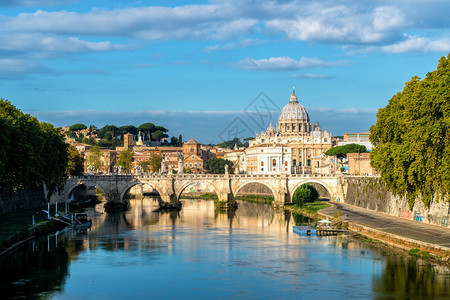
[245,89,334,174]
[244,144,291,174]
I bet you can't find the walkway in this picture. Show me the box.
[320,202,450,253]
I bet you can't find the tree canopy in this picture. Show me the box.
[0,99,68,196]
[370,53,450,209]
[292,184,319,206]
[69,123,87,131]
[325,143,367,159]
[205,157,234,174]
[117,149,134,173]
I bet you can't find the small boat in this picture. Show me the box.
[72,213,92,229]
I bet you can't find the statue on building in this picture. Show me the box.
[87,165,95,174]
[177,153,184,174]
[134,165,142,174]
[136,131,144,146]
[160,160,167,173]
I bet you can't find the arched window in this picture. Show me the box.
[273,159,276,166]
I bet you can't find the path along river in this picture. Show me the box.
[0,198,449,299]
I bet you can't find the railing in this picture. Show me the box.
[68,173,355,181]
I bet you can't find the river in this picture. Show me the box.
[0,198,449,299]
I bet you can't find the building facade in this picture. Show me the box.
[246,89,333,174]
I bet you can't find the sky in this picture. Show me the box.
[1,0,449,143]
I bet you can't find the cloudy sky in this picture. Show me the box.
[1,0,449,143]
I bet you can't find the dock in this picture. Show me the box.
[293,226,349,236]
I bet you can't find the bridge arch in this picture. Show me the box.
[233,181,277,199]
[289,180,334,200]
[176,181,221,201]
[65,181,108,203]
[120,181,163,203]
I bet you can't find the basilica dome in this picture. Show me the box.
[278,90,310,122]
[277,89,312,135]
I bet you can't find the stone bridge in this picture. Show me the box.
[58,173,349,208]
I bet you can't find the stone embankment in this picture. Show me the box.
[319,202,450,261]
[0,186,46,215]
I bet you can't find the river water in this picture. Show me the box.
[1,198,449,299]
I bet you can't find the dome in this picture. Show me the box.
[278,89,310,122]
[266,122,276,133]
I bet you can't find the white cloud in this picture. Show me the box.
[205,39,265,52]
[234,56,349,71]
[377,35,450,53]
[290,73,332,79]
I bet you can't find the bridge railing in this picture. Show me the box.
[69,173,355,180]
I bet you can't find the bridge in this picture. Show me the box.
[57,173,348,208]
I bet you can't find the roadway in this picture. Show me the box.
[320,202,450,250]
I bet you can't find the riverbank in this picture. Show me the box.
[319,202,450,264]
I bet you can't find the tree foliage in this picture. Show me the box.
[205,157,234,174]
[325,143,367,159]
[217,138,246,149]
[0,99,68,195]
[86,145,102,171]
[69,123,87,131]
[370,53,450,209]
[66,145,84,176]
[117,149,134,173]
[138,123,155,142]
[292,184,319,206]
[147,152,162,173]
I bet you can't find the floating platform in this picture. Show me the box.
[293,226,349,236]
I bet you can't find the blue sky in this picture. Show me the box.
[1,0,449,143]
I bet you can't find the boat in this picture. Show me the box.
[72,213,92,229]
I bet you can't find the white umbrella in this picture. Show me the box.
[318,219,332,224]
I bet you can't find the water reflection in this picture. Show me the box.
[0,197,448,299]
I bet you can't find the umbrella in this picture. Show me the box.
[318,219,332,224]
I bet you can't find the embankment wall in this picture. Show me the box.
[344,177,449,228]
[0,186,46,214]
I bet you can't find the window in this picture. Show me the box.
[285,161,288,166]
[190,163,192,167]
[261,149,264,152]
[316,161,320,167]
[293,159,297,166]
[190,147,194,153]
[185,163,188,167]
[199,163,202,167]
[192,156,195,159]
[194,163,197,167]
[272,159,276,166]
[261,168,264,171]
[307,159,311,167]
[324,138,327,142]
[261,161,264,166]
[292,149,296,155]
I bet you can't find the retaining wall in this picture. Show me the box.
[345,177,449,228]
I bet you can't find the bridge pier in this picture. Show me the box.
[104,192,129,212]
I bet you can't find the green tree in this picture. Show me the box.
[98,125,119,140]
[292,184,319,206]
[138,123,155,142]
[152,130,169,143]
[205,157,234,174]
[178,134,183,146]
[66,145,84,176]
[370,53,450,209]
[69,123,87,132]
[148,152,162,172]
[325,143,367,171]
[0,100,69,196]
[119,125,138,137]
[86,145,102,171]
[117,149,134,173]
[217,138,244,149]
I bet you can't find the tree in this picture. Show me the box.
[325,143,367,171]
[138,123,155,142]
[178,134,183,146]
[119,125,138,137]
[370,53,450,209]
[98,125,119,140]
[66,145,84,176]
[205,157,234,174]
[169,136,179,146]
[117,149,134,173]
[0,100,69,195]
[86,145,102,172]
[69,123,87,132]
[217,138,243,149]
[152,130,169,143]
[292,184,319,206]
[148,152,163,173]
